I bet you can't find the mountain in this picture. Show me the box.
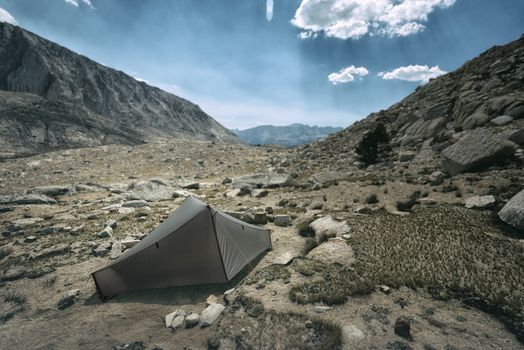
[292,34,524,173]
[232,123,343,147]
[0,23,239,157]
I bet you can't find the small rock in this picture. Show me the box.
[394,316,412,340]
[399,152,415,162]
[206,294,219,306]
[185,312,200,328]
[251,189,268,198]
[222,177,232,184]
[29,185,72,197]
[165,309,186,328]
[310,216,350,240]
[199,303,225,327]
[58,293,78,310]
[180,181,200,190]
[110,242,123,260]
[97,226,113,238]
[70,224,85,236]
[313,306,332,313]
[104,219,117,229]
[305,320,313,328]
[25,235,37,243]
[490,115,513,126]
[121,237,140,249]
[253,212,268,225]
[118,207,135,215]
[428,171,446,185]
[94,242,112,256]
[265,206,273,214]
[274,215,292,227]
[273,251,297,265]
[226,189,241,198]
[122,200,149,208]
[379,285,391,294]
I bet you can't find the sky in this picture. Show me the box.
[0,0,523,130]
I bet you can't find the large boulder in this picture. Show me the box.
[127,179,175,201]
[310,216,350,240]
[306,238,355,265]
[498,189,524,230]
[441,129,516,174]
[232,173,296,190]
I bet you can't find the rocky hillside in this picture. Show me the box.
[232,123,342,147]
[0,23,239,156]
[292,34,524,174]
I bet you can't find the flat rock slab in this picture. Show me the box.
[232,173,296,189]
[0,194,57,205]
[441,129,515,174]
[272,251,300,265]
[306,238,354,265]
[464,195,496,209]
[498,189,524,230]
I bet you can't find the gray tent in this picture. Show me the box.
[92,196,271,298]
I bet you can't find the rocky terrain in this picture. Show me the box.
[232,124,342,147]
[0,22,238,157]
[0,29,524,350]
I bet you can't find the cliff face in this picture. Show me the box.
[0,22,239,156]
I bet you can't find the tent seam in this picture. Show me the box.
[208,206,230,283]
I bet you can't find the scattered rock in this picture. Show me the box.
[251,189,268,198]
[498,189,524,230]
[126,179,175,201]
[58,290,79,310]
[104,219,117,229]
[222,177,232,184]
[379,285,391,294]
[428,171,446,185]
[94,242,112,256]
[122,200,149,208]
[206,295,219,306]
[399,152,416,162]
[274,215,292,227]
[110,242,123,260]
[490,115,513,126]
[394,316,412,340]
[185,312,200,328]
[121,237,140,249]
[165,309,186,328]
[180,181,199,190]
[29,185,72,197]
[199,303,225,327]
[70,224,85,236]
[25,236,37,243]
[225,189,241,198]
[10,217,44,229]
[253,212,268,225]
[464,195,496,209]
[0,194,57,205]
[112,342,145,350]
[441,129,515,174]
[97,226,113,238]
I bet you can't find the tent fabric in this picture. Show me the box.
[92,196,271,298]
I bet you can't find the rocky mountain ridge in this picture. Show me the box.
[292,34,524,174]
[0,22,238,156]
[232,123,343,147]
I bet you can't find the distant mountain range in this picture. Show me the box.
[232,123,343,147]
[0,22,238,157]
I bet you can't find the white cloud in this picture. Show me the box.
[379,64,446,83]
[0,7,17,25]
[65,0,94,9]
[298,31,319,39]
[291,0,455,40]
[328,65,369,85]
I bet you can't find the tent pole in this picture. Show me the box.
[208,206,230,286]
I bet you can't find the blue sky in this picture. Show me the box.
[1,0,523,129]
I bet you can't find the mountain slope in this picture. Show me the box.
[292,34,524,172]
[233,124,342,147]
[0,22,239,156]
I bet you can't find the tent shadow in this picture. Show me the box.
[83,250,268,306]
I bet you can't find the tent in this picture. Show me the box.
[92,196,272,298]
